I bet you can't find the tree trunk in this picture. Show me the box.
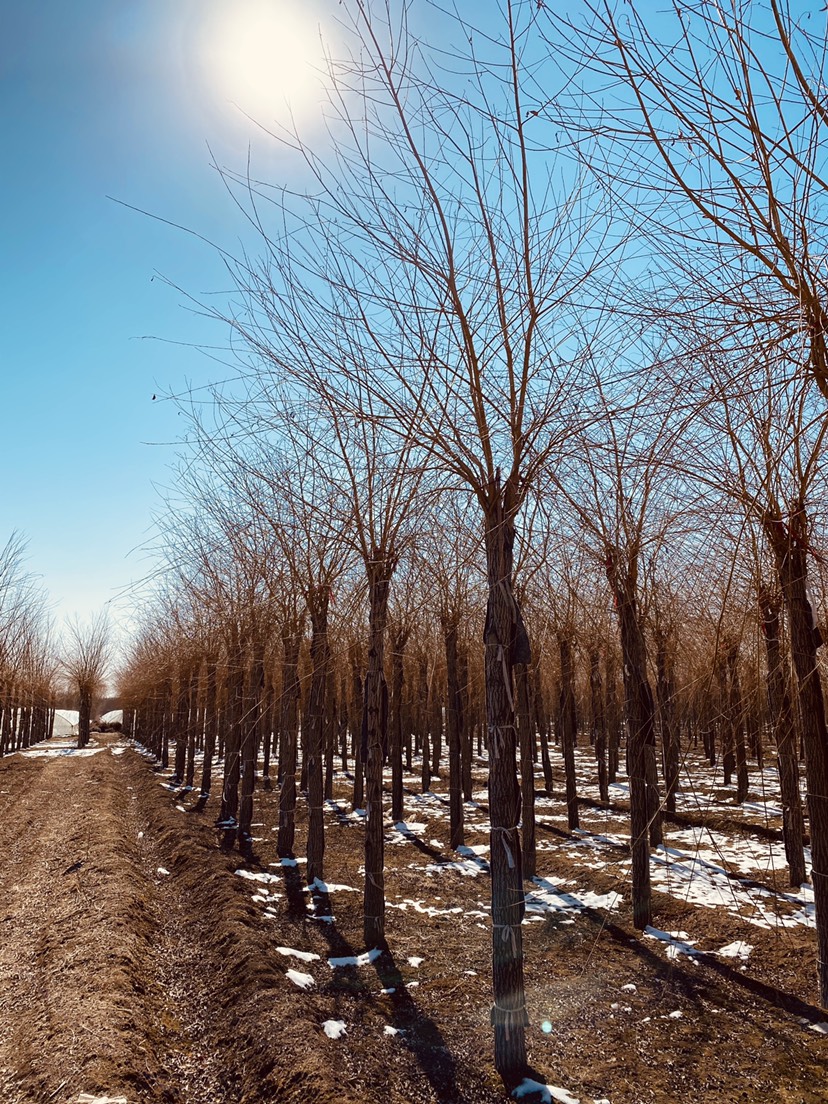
[605,546,653,930]
[533,663,554,796]
[277,619,303,857]
[442,614,465,851]
[558,632,580,831]
[589,648,609,803]
[459,648,473,801]
[766,506,828,1004]
[724,637,749,805]
[419,652,432,793]
[349,647,364,811]
[363,559,393,947]
[305,593,329,888]
[219,644,245,845]
[390,624,410,823]
[200,658,218,799]
[759,586,807,887]
[606,648,621,785]
[238,642,265,853]
[653,621,680,814]
[482,486,529,1077]
[184,664,199,790]
[516,662,536,880]
[78,686,92,751]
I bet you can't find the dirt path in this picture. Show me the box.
[0,738,233,1103]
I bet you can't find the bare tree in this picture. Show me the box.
[63,612,113,749]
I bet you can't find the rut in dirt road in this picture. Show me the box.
[0,737,238,1104]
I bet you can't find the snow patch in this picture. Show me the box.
[717,941,753,960]
[276,946,321,963]
[328,948,383,968]
[512,1079,579,1104]
[322,1019,347,1039]
[286,968,315,989]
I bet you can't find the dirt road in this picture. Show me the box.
[0,736,352,1104]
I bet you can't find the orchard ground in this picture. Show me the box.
[0,732,825,1104]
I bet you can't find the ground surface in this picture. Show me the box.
[0,734,826,1104]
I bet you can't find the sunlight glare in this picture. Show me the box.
[197,0,325,132]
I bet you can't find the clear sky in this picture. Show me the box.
[0,0,334,631]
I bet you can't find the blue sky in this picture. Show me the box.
[0,0,333,629]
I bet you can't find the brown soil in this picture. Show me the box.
[0,738,826,1104]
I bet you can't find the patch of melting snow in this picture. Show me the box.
[270,857,306,867]
[808,1022,828,1035]
[322,1019,347,1039]
[526,878,622,917]
[286,968,315,989]
[304,877,359,893]
[156,867,170,876]
[388,897,465,919]
[235,869,280,884]
[423,858,486,877]
[22,747,105,757]
[384,1025,400,1035]
[328,948,383,968]
[407,956,424,967]
[643,927,699,961]
[77,1096,128,1104]
[512,1079,579,1104]
[717,941,753,960]
[277,946,321,963]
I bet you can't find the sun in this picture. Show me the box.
[195,0,326,133]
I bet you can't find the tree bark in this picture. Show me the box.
[363,558,393,947]
[482,485,529,1076]
[558,631,580,831]
[766,505,828,1004]
[532,663,554,796]
[759,586,807,887]
[442,614,465,851]
[390,624,410,824]
[200,658,218,799]
[605,546,654,930]
[305,592,329,888]
[589,647,609,803]
[277,618,303,857]
[516,662,536,879]
[724,637,749,805]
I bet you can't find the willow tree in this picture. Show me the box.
[63,612,112,749]
[188,0,610,1077]
[550,353,693,929]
